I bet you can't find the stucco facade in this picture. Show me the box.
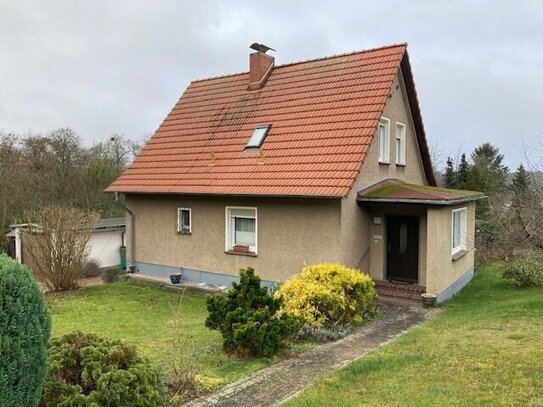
[367,205,428,286]
[426,202,476,300]
[125,195,341,283]
[365,202,476,298]
[123,69,477,301]
[339,71,428,273]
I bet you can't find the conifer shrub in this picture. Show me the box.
[0,254,51,407]
[205,267,299,357]
[41,332,163,407]
[275,263,376,328]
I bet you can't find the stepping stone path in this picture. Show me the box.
[185,303,433,407]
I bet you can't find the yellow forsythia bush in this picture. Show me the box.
[275,263,376,328]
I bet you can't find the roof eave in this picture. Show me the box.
[357,195,487,206]
[106,190,343,200]
[400,51,437,187]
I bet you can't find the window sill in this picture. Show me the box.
[177,231,191,235]
[225,250,257,257]
[396,163,406,167]
[452,249,468,261]
[378,161,390,166]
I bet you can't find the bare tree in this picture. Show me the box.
[21,206,99,291]
[427,135,447,173]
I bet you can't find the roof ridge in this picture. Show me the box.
[190,43,407,84]
[190,70,247,84]
[274,43,407,70]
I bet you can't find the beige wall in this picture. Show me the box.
[366,206,428,286]
[425,202,476,294]
[339,70,429,273]
[362,202,475,295]
[361,71,428,188]
[125,68,475,298]
[126,194,342,282]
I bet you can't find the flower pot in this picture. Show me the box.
[169,273,182,285]
[421,293,437,308]
[233,245,250,254]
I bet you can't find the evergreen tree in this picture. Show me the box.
[468,142,508,194]
[510,164,534,211]
[464,143,508,219]
[0,255,50,407]
[456,153,470,189]
[443,157,457,188]
[508,163,542,247]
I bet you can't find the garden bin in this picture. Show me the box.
[119,246,127,270]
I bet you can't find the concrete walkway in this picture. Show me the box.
[185,303,434,407]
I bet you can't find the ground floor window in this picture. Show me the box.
[226,207,257,253]
[177,207,191,234]
[452,207,467,254]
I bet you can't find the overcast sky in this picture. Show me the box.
[1,0,542,169]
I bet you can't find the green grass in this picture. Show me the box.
[286,264,543,407]
[46,280,307,388]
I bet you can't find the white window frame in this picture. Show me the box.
[378,117,390,164]
[225,206,258,254]
[396,122,406,165]
[177,207,192,234]
[451,207,467,255]
[246,125,271,149]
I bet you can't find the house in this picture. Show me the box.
[6,217,126,270]
[106,43,484,302]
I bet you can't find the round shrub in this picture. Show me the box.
[503,258,543,287]
[205,267,299,357]
[0,254,51,407]
[275,263,376,328]
[102,267,125,283]
[42,332,163,407]
[82,259,102,278]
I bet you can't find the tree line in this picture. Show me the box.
[0,128,142,250]
[2,130,540,260]
[442,142,542,258]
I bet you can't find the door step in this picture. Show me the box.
[374,280,426,302]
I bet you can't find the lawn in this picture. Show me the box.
[46,280,304,390]
[286,263,543,407]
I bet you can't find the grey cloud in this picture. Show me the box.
[1,0,542,168]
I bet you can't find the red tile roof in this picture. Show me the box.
[106,44,436,197]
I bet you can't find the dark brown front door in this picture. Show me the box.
[386,216,419,282]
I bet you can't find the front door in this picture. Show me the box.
[386,216,419,282]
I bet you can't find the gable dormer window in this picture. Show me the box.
[378,117,390,164]
[396,122,406,165]
[246,124,271,149]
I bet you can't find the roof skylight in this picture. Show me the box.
[246,125,271,149]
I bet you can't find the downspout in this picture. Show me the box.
[114,192,135,271]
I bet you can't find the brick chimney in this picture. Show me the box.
[248,43,275,90]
